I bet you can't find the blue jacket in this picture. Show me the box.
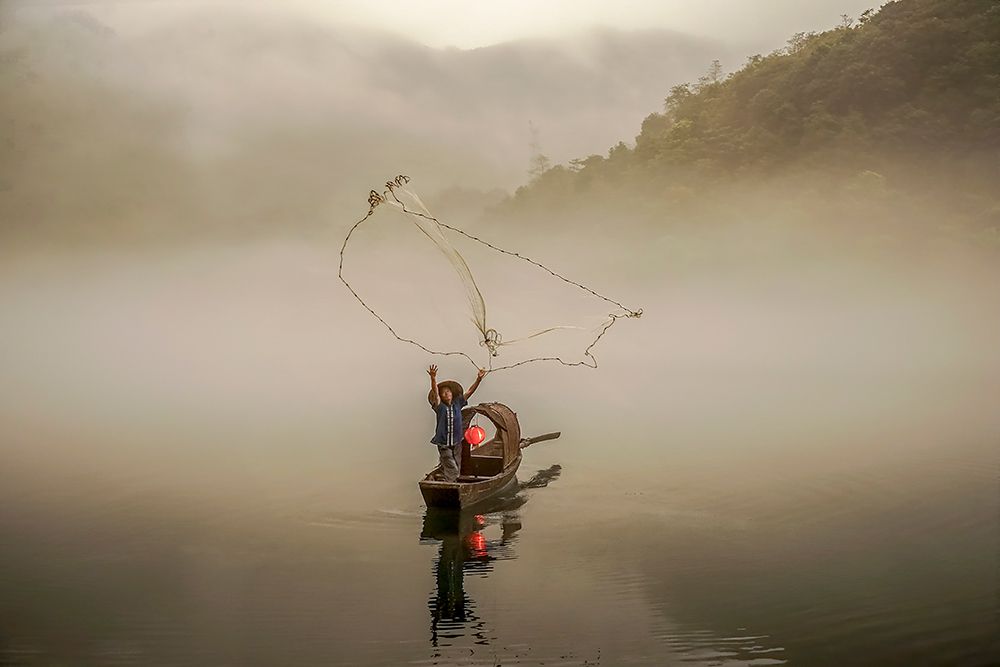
[431,395,467,446]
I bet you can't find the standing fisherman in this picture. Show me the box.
[428,365,487,481]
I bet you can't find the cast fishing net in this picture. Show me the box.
[339,175,642,372]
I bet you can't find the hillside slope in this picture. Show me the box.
[509,0,1000,228]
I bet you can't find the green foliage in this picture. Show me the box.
[518,0,1000,194]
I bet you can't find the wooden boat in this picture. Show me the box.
[419,401,560,509]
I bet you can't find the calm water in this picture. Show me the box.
[1,245,998,665]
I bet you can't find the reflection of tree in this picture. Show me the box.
[421,466,560,655]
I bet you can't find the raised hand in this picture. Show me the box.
[428,364,439,377]
[464,367,487,401]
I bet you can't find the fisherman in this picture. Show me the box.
[427,364,487,482]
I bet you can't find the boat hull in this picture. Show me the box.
[419,454,521,509]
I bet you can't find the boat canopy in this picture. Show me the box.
[462,402,521,467]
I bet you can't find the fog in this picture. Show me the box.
[3,215,997,506]
[12,0,884,50]
[2,3,998,664]
[1,0,997,536]
[1,5,742,246]
[0,2,889,246]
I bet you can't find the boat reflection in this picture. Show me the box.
[420,465,561,653]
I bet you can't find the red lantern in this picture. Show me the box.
[465,425,486,447]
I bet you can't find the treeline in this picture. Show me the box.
[504,0,1000,239]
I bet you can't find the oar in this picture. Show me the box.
[520,432,561,449]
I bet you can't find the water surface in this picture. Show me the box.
[1,244,997,665]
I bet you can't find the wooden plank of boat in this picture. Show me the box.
[419,453,521,510]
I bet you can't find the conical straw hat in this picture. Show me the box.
[428,380,464,404]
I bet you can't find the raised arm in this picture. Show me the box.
[428,365,440,408]
[464,368,487,401]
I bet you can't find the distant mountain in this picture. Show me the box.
[0,8,730,244]
[127,15,727,174]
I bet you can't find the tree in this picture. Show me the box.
[569,155,603,172]
[527,121,551,181]
[664,84,692,115]
[696,59,724,89]
[785,31,815,54]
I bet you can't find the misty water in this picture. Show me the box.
[1,241,997,666]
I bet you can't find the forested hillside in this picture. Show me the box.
[506,0,1000,241]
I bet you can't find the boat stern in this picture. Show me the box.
[419,479,463,509]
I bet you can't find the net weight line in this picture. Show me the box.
[338,175,642,372]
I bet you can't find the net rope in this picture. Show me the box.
[338,175,642,372]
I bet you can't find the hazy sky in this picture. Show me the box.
[310,0,886,47]
[15,0,885,49]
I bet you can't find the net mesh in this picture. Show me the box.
[339,175,642,372]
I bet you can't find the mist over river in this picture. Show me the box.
[1,241,997,665]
